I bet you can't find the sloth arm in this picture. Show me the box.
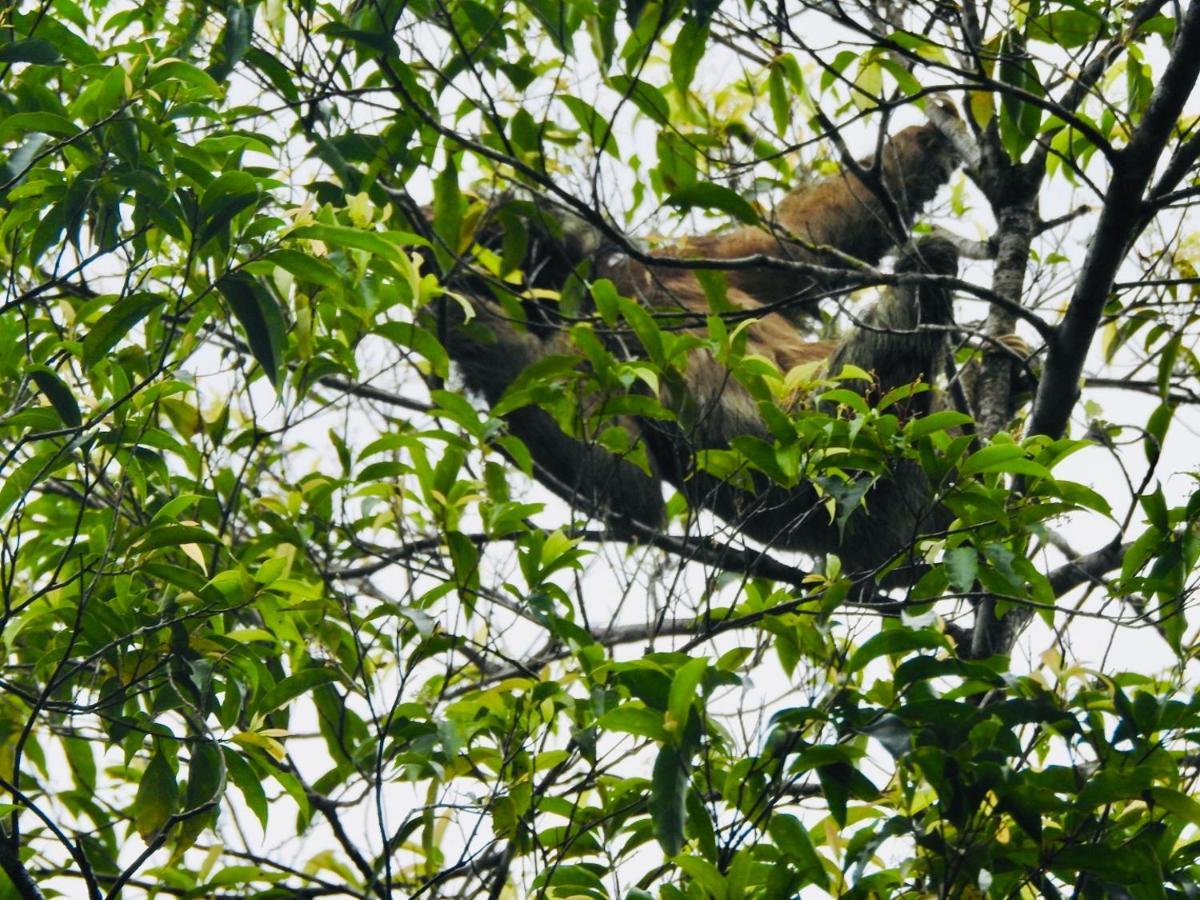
[441,299,665,531]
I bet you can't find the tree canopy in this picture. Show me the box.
[2,0,1200,897]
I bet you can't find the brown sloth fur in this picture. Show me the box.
[429,121,963,583]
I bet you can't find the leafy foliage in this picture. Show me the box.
[1,0,1199,898]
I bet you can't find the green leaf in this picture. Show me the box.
[1121,526,1161,582]
[820,49,858,92]
[960,443,1046,477]
[207,865,275,887]
[208,2,254,81]
[63,737,97,793]
[876,57,922,97]
[590,278,620,324]
[1027,10,1107,48]
[651,745,689,856]
[82,292,166,368]
[1141,484,1169,532]
[265,249,342,290]
[1148,786,1200,825]
[666,181,759,225]
[997,32,1043,160]
[0,112,80,144]
[768,814,829,889]
[14,15,96,65]
[217,272,287,389]
[1054,480,1113,516]
[944,547,978,593]
[375,321,449,379]
[1136,14,1176,41]
[1160,589,1186,653]
[0,447,66,516]
[1157,332,1181,398]
[177,741,225,850]
[198,171,260,247]
[257,668,340,716]
[521,0,583,53]
[1052,842,1160,886]
[597,705,670,741]
[768,62,789,135]
[223,748,268,828]
[432,154,465,270]
[591,1,617,68]
[618,296,664,364]
[847,629,949,673]
[133,524,221,553]
[674,855,725,895]
[134,747,179,838]
[853,56,883,110]
[0,38,63,65]
[147,59,222,97]
[609,75,670,124]
[560,95,617,156]
[1146,401,1172,463]
[28,367,81,428]
[667,657,707,739]
[818,388,869,416]
[290,223,429,258]
[906,409,972,438]
[670,17,708,93]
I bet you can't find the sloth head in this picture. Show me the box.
[882,121,962,206]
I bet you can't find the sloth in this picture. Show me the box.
[598,121,961,323]
[465,121,959,328]
[446,237,958,584]
[428,121,963,584]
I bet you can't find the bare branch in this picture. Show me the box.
[1048,539,1128,596]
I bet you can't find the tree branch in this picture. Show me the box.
[1030,2,1200,442]
[0,833,44,900]
[0,776,100,900]
[1048,539,1128,596]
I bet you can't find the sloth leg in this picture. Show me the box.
[437,296,666,532]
